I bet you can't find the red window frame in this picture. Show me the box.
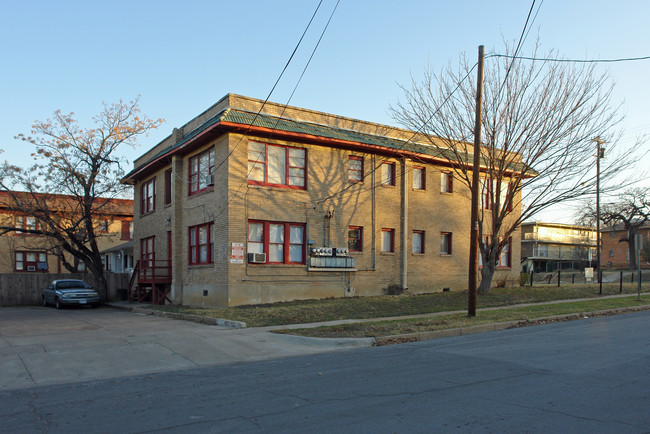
[14,215,39,235]
[497,237,512,268]
[141,178,156,214]
[188,222,214,265]
[121,220,133,240]
[382,161,395,186]
[413,167,425,190]
[440,232,452,255]
[98,220,109,233]
[412,230,425,254]
[348,156,364,182]
[14,251,48,272]
[141,236,155,268]
[348,226,363,252]
[189,148,215,195]
[247,220,306,264]
[164,168,173,205]
[441,171,453,193]
[248,141,306,189]
[381,228,395,253]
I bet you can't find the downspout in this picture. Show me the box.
[400,157,408,291]
[372,155,376,271]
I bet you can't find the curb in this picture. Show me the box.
[105,303,247,329]
[373,304,650,346]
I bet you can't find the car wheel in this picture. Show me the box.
[55,298,62,310]
[42,297,48,307]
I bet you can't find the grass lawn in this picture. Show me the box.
[273,295,650,338]
[149,283,650,328]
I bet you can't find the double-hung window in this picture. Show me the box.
[412,230,425,254]
[348,226,363,252]
[382,161,395,186]
[497,237,512,268]
[164,168,173,205]
[189,223,214,265]
[440,232,452,255]
[15,251,47,272]
[381,228,395,253]
[441,171,453,193]
[247,220,305,264]
[189,148,214,194]
[248,141,306,189]
[413,167,425,190]
[349,156,363,182]
[141,178,155,214]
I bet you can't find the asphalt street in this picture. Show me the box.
[1,309,649,433]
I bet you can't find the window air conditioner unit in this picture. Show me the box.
[247,253,266,263]
[27,265,36,272]
[207,174,214,186]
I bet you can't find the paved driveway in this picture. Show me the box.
[0,306,371,391]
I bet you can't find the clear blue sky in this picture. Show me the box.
[1,0,648,222]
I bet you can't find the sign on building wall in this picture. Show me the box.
[231,242,244,264]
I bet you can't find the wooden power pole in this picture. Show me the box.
[468,45,484,317]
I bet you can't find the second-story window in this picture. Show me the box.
[189,148,214,195]
[348,156,363,182]
[413,167,425,190]
[382,161,395,186]
[141,178,155,214]
[248,141,306,189]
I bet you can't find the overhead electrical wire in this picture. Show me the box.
[487,54,650,64]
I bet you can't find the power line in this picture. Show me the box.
[487,54,650,64]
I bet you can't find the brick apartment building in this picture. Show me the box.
[0,191,133,274]
[122,94,522,308]
[601,222,650,269]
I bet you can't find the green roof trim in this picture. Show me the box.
[124,107,532,181]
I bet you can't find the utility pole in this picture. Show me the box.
[594,137,605,295]
[468,45,484,317]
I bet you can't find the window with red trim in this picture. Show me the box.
[497,237,512,268]
[141,236,155,268]
[248,141,305,189]
[413,167,425,190]
[189,223,213,265]
[164,168,173,205]
[141,178,155,214]
[382,162,395,186]
[348,156,363,182]
[247,220,305,264]
[189,148,214,195]
[441,171,453,193]
[381,228,395,253]
[121,221,133,240]
[15,251,48,272]
[440,232,452,255]
[348,226,363,252]
[412,230,425,254]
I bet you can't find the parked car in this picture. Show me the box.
[42,279,101,309]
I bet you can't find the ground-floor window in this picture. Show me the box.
[348,226,363,252]
[189,222,214,265]
[440,232,452,255]
[141,236,155,267]
[15,251,47,272]
[412,230,425,254]
[248,220,305,264]
[381,228,395,253]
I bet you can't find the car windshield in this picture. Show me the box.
[57,281,89,290]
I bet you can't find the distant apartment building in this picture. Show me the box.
[520,222,596,273]
[0,191,133,273]
[123,94,524,307]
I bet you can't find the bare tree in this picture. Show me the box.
[391,42,640,293]
[0,98,163,299]
[579,187,650,269]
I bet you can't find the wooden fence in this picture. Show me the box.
[0,273,131,306]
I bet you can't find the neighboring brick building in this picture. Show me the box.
[122,94,522,307]
[0,191,133,273]
[520,222,597,273]
[601,222,650,269]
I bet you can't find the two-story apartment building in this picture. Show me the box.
[520,222,597,273]
[122,94,522,307]
[0,191,133,273]
[602,222,650,269]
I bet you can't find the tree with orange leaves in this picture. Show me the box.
[0,97,163,300]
